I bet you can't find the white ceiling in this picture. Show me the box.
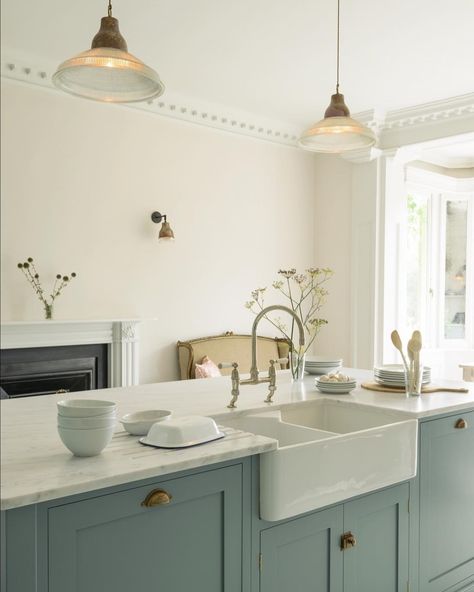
[419,138,474,169]
[2,0,474,127]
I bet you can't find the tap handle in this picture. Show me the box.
[221,362,239,409]
[264,360,278,404]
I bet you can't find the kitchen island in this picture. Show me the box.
[2,369,474,592]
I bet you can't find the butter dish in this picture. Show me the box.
[139,415,224,448]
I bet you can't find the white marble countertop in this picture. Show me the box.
[1,369,473,510]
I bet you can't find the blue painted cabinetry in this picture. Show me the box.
[418,411,474,592]
[3,462,246,592]
[343,483,409,592]
[3,409,474,592]
[260,505,343,592]
[259,484,409,592]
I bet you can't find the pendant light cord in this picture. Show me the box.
[336,0,340,94]
[108,0,112,17]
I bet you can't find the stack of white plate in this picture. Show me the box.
[315,377,356,394]
[305,356,343,375]
[374,364,431,388]
[57,399,117,456]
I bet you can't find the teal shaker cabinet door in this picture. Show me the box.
[49,465,243,592]
[419,411,474,592]
[260,506,344,592]
[343,484,409,592]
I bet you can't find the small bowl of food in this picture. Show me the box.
[315,372,357,394]
[120,410,172,436]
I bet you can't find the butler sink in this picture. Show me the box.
[218,400,417,521]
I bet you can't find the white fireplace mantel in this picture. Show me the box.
[0,319,142,388]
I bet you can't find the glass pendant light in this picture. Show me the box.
[299,0,376,153]
[53,1,164,103]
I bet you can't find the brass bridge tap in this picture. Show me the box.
[220,304,305,408]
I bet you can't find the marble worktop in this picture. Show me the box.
[1,369,473,510]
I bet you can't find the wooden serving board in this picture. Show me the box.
[361,381,469,394]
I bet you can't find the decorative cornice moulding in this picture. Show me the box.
[2,52,473,155]
[1,54,301,148]
[378,93,474,131]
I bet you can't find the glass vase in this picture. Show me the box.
[44,303,54,320]
[404,362,423,397]
[290,353,306,381]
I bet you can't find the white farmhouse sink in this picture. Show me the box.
[218,401,417,521]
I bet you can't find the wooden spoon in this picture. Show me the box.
[391,330,409,372]
[410,331,422,381]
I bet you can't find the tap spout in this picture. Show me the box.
[250,305,305,381]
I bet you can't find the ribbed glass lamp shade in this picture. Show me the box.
[53,47,164,103]
[299,93,376,153]
[53,16,164,103]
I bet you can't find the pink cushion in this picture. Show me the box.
[195,356,222,379]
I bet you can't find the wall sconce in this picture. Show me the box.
[151,211,175,241]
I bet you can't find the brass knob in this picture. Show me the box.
[141,488,172,507]
[340,531,357,550]
[455,418,467,429]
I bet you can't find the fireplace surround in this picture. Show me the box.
[0,320,140,398]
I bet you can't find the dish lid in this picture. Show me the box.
[139,415,224,449]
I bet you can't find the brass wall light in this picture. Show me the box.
[53,0,164,103]
[298,0,376,153]
[151,212,175,241]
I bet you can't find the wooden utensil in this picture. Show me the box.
[410,331,422,384]
[390,330,409,372]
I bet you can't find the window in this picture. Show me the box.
[400,173,473,378]
[443,199,468,340]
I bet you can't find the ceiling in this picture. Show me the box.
[2,0,474,128]
[419,138,474,169]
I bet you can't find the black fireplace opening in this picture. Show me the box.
[0,344,108,399]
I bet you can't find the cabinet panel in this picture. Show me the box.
[49,465,242,592]
[260,506,343,592]
[419,412,474,592]
[343,484,409,592]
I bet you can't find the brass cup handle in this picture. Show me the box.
[455,418,467,429]
[141,489,172,507]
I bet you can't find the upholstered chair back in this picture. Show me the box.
[177,333,290,379]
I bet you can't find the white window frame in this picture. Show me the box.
[402,175,474,353]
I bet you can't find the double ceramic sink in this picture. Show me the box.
[217,399,417,521]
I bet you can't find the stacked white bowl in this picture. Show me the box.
[305,356,343,375]
[57,399,117,457]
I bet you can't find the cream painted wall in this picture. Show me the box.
[1,80,318,383]
[312,156,353,365]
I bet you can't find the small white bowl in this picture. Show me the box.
[120,410,172,436]
[58,425,115,456]
[140,416,224,448]
[57,399,116,418]
[58,415,117,430]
